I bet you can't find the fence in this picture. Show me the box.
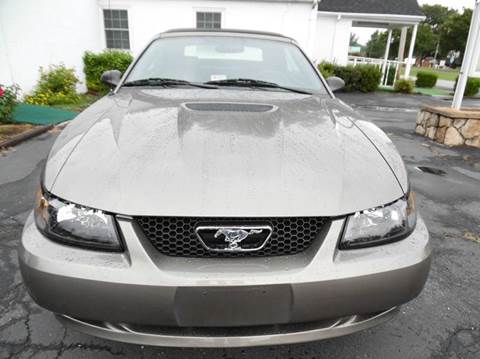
[348,56,405,87]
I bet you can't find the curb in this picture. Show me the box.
[0,125,54,149]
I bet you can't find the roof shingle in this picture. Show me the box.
[317,0,424,17]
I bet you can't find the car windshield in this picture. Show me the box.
[125,35,327,94]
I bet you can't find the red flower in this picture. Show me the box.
[0,87,4,97]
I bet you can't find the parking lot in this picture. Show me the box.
[1,92,479,359]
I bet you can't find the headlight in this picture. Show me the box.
[34,187,123,251]
[340,192,417,250]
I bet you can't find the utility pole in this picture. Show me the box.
[452,0,480,110]
[433,41,439,64]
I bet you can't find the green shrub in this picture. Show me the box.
[318,62,335,78]
[83,50,133,94]
[25,64,80,106]
[415,71,438,88]
[0,84,19,123]
[319,63,381,93]
[454,76,480,97]
[394,79,414,94]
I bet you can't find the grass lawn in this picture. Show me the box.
[51,93,102,113]
[414,87,451,96]
[403,67,459,82]
[378,86,451,97]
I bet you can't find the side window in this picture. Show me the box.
[196,12,222,29]
[103,9,130,49]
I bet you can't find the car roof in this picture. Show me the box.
[157,28,295,43]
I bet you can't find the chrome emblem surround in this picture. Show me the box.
[195,225,273,252]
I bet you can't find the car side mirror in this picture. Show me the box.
[101,70,122,88]
[326,76,345,92]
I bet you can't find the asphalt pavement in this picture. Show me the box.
[0,92,479,358]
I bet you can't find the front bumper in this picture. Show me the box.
[19,214,431,346]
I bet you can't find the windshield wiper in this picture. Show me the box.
[123,78,218,89]
[205,78,312,95]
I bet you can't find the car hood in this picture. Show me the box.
[45,89,404,217]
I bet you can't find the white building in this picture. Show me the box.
[1,0,434,94]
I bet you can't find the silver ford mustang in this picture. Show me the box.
[19,29,431,348]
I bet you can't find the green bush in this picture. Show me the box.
[394,79,414,94]
[25,64,80,106]
[0,84,19,123]
[83,50,133,93]
[415,71,438,88]
[318,62,335,79]
[318,63,381,93]
[454,76,480,97]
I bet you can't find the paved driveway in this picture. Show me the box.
[1,93,479,358]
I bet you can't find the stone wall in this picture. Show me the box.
[416,106,480,148]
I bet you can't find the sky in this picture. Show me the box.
[354,0,476,45]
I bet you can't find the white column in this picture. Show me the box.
[381,29,393,84]
[397,27,408,62]
[404,23,418,79]
[453,0,480,109]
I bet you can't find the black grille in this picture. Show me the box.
[134,217,328,258]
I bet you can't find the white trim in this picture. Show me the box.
[317,11,425,25]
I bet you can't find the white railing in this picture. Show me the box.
[348,56,405,87]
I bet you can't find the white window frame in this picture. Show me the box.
[193,7,225,29]
[98,2,133,51]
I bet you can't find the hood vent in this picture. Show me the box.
[184,102,275,113]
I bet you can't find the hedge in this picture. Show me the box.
[24,64,80,106]
[318,62,382,93]
[454,76,480,97]
[0,84,19,123]
[83,50,133,94]
[394,79,414,94]
[415,71,438,88]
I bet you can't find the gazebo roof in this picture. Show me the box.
[317,0,424,17]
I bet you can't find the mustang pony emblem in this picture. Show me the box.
[214,228,263,250]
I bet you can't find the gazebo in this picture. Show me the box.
[313,0,425,85]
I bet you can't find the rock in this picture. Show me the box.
[453,119,467,128]
[444,127,464,146]
[415,125,426,135]
[465,136,480,148]
[427,113,439,127]
[426,126,437,139]
[460,119,480,139]
[435,127,447,143]
[439,116,452,127]
[416,111,426,125]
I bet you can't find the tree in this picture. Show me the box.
[439,8,473,59]
[365,30,400,59]
[350,33,360,47]
[422,4,455,30]
[364,4,453,61]
[415,24,439,59]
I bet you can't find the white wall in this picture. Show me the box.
[0,0,315,95]
[0,0,104,94]
[103,0,313,54]
[313,14,351,65]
